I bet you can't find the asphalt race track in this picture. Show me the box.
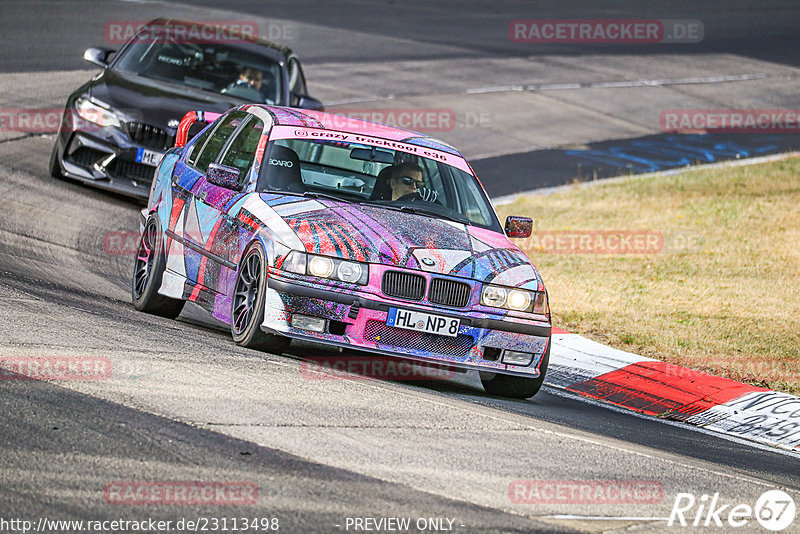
[0,2,799,533]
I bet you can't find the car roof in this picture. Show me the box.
[143,18,293,61]
[247,105,464,156]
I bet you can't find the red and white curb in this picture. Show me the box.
[547,328,800,454]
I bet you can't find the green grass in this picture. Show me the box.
[497,158,800,395]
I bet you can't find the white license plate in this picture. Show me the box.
[386,308,460,337]
[136,148,163,167]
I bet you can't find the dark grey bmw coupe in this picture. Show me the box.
[49,18,323,199]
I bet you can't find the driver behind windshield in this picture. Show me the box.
[225,67,262,90]
[389,163,438,202]
[221,67,272,102]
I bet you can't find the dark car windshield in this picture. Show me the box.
[258,138,503,232]
[114,38,283,104]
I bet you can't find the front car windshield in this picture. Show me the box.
[258,136,503,232]
[114,34,282,104]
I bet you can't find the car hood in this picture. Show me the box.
[266,197,542,289]
[88,69,243,132]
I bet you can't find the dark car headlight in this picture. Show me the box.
[283,251,369,285]
[481,283,547,314]
[75,97,121,128]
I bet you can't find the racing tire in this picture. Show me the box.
[131,216,185,318]
[49,143,63,179]
[231,242,290,353]
[481,341,550,399]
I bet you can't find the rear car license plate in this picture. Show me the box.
[386,308,460,337]
[136,148,163,167]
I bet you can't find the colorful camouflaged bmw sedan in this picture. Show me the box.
[133,105,552,398]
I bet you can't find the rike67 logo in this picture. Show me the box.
[669,490,796,531]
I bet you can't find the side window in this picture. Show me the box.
[185,125,213,167]
[288,58,308,105]
[219,117,265,183]
[452,169,492,226]
[193,111,248,173]
[419,158,445,200]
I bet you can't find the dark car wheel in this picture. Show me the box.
[481,342,550,399]
[49,143,63,179]
[231,242,290,353]
[132,216,185,318]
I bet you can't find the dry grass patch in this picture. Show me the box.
[496,158,800,394]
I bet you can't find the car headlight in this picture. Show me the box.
[337,261,365,283]
[283,251,368,285]
[75,97,121,128]
[481,283,547,314]
[481,285,507,308]
[507,290,531,311]
[309,255,335,278]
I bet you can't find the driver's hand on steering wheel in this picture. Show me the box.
[417,187,438,202]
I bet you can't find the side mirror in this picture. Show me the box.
[83,47,114,68]
[294,94,325,111]
[206,163,243,192]
[505,215,533,238]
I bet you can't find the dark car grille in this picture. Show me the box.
[382,271,473,307]
[382,271,426,301]
[428,278,471,308]
[66,147,106,168]
[126,122,173,150]
[364,320,474,357]
[110,159,156,181]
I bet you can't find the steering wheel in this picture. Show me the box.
[396,187,439,203]
[396,192,423,203]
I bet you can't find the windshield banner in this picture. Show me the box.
[268,125,473,174]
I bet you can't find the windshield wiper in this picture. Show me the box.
[387,204,471,225]
[259,190,355,202]
[302,191,356,203]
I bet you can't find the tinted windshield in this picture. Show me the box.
[114,38,282,104]
[259,137,502,232]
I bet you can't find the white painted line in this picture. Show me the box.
[532,83,582,91]
[326,95,396,106]
[543,515,669,521]
[465,85,525,94]
[470,73,775,95]
[318,73,778,107]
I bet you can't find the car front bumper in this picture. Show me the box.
[261,275,551,378]
[53,109,168,199]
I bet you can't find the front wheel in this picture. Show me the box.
[481,341,550,399]
[131,216,185,318]
[231,242,290,353]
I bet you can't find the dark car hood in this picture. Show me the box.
[264,196,541,288]
[88,69,243,132]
